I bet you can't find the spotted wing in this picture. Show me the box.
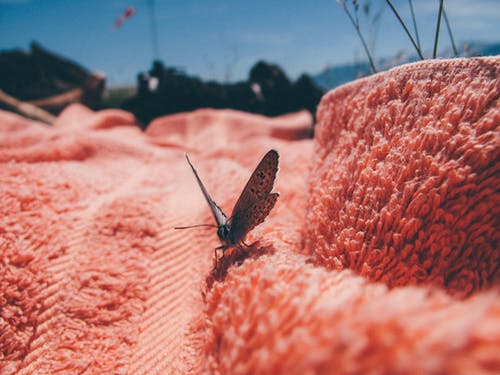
[229,193,279,243]
[230,149,279,220]
[185,154,227,227]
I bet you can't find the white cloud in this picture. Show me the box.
[392,0,500,38]
[442,1,499,35]
[413,0,500,18]
[443,0,500,17]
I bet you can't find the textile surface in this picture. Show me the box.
[0,57,498,374]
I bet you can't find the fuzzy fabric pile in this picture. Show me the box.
[0,57,498,374]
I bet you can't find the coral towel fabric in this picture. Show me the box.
[0,57,499,374]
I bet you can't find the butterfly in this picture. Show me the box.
[175,150,279,256]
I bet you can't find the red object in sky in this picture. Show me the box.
[114,6,136,29]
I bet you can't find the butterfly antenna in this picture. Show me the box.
[185,154,227,225]
[185,154,215,204]
[174,224,218,230]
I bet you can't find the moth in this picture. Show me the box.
[176,150,279,255]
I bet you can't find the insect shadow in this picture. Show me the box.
[207,242,276,287]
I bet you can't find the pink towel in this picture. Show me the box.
[0,57,498,374]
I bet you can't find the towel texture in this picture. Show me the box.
[0,57,498,374]
[306,57,499,295]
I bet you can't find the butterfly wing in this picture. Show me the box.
[229,193,279,243]
[230,150,279,218]
[185,154,227,227]
[228,150,279,243]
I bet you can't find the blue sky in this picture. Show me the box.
[1,0,499,87]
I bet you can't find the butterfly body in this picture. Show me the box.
[181,150,279,251]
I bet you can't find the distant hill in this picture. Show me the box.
[313,41,500,90]
[312,62,372,92]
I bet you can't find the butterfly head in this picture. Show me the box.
[217,223,232,245]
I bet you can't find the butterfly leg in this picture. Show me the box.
[214,245,227,267]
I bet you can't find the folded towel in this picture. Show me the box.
[307,57,499,295]
[0,57,498,374]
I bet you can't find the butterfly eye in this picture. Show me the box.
[217,225,230,241]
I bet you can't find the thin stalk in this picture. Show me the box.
[368,3,386,59]
[353,0,360,27]
[386,0,424,60]
[433,0,444,58]
[342,4,377,73]
[443,8,458,56]
[147,0,160,60]
[408,0,421,51]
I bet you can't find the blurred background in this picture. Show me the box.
[1,0,499,127]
